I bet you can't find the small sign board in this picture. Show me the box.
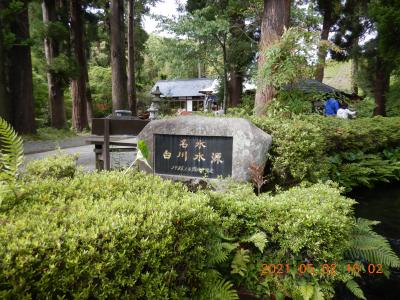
[154,134,233,178]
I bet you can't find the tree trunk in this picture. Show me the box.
[110,0,128,111]
[351,57,358,95]
[8,0,36,134]
[255,0,291,116]
[315,11,333,82]
[227,15,245,107]
[228,71,243,107]
[85,69,94,125]
[222,39,229,113]
[127,0,137,116]
[70,0,88,131]
[373,57,390,116]
[0,8,11,123]
[350,36,359,95]
[42,0,66,129]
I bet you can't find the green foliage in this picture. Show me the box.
[387,76,400,117]
[347,218,400,268]
[88,65,112,116]
[227,93,255,116]
[197,273,239,300]
[1,147,399,299]
[329,151,400,189]
[251,115,400,189]
[0,171,219,299]
[252,115,330,185]
[231,248,250,276]
[345,280,366,300]
[0,118,23,208]
[204,182,357,299]
[204,181,400,299]
[0,117,24,182]
[22,127,77,141]
[143,35,204,81]
[24,153,78,180]
[258,27,318,89]
[125,140,151,173]
[47,53,78,81]
[353,97,375,118]
[138,139,150,160]
[31,57,50,126]
[270,89,317,116]
[258,27,342,92]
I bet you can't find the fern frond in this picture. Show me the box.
[347,218,400,268]
[312,285,325,300]
[298,285,314,300]
[209,242,234,265]
[231,248,250,276]
[199,278,239,300]
[222,242,240,253]
[242,231,268,253]
[0,117,24,181]
[345,280,366,300]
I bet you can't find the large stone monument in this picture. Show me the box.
[137,116,272,182]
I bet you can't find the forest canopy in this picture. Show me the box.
[0,0,400,133]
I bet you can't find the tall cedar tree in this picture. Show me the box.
[110,0,128,111]
[255,0,291,116]
[42,0,67,128]
[314,0,341,82]
[70,0,89,131]
[369,0,400,116]
[228,15,245,107]
[127,0,137,115]
[186,0,254,107]
[8,0,36,133]
[331,0,399,115]
[0,3,11,123]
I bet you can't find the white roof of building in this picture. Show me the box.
[151,78,215,98]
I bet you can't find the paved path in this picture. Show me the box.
[24,136,90,155]
[24,138,137,172]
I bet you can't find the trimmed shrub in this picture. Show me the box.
[1,165,398,299]
[204,181,399,299]
[252,116,331,185]
[24,153,79,180]
[251,115,400,189]
[206,182,355,293]
[0,171,218,299]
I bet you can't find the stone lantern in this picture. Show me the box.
[148,86,162,120]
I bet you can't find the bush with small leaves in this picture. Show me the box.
[204,181,399,299]
[251,115,400,189]
[0,171,219,299]
[24,152,79,180]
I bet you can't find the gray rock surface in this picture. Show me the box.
[137,116,272,182]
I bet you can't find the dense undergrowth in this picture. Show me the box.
[250,115,400,190]
[0,151,399,299]
[2,114,400,299]
[0,160,398,299]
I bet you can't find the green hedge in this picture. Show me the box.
[24,153,78,179]
[1,170,356,299]
[0,171,218,299]
[251,115,400,189]
[205,181,356,298]
[1,155,399,299]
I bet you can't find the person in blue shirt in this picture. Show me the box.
[324,98,340,116]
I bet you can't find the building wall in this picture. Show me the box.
[186,100,193,112]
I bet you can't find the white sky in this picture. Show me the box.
[143,0,186,36]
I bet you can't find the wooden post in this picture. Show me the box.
[103,118,111,170]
